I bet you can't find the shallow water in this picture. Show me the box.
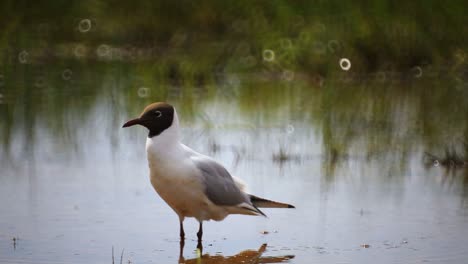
[1,82,468,263]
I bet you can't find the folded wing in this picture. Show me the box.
[193,156,248,206]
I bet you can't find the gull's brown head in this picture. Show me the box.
[122,102,175,137]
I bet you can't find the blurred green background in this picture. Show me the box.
[0,0,467,174]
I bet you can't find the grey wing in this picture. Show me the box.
[193,156,250,206]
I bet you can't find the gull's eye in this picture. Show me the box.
[154,110,162,118]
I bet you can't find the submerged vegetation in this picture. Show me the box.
[424,146,468,169]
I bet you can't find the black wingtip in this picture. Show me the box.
[253,205,268,217]
[288,204,296,208]
[258,207,268,217]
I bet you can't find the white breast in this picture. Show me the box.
[145,136,229,221]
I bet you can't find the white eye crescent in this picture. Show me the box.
[155,110,162,118]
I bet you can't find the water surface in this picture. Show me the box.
[1,72,468,263]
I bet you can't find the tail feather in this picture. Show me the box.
[249,195,295,209]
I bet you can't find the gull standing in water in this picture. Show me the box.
[123,102,294,243]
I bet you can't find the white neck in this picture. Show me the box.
[145,109,182,160]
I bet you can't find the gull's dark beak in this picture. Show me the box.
[122,118,142,128]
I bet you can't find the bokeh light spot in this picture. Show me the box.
[18,51,29,64]
[97,44,111,58]
[137,87,149,98]
[263,49,275,62]
[74,44,86,58]
[280,38,293,50]
[34,76,46,88]
[411,66,422,78]
[62,69,73,81]
[339,58,351,71]
[282,70,295,81]
[78,19,92,33]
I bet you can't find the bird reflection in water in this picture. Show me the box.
[179,241,295,263]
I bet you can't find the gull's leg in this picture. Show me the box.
[196,221,203,254]
[179,221,185,240]
[197,239,203,255]
[179,238,185,263]
[196,221,203,241]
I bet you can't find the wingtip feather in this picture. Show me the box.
[249,194,295,209]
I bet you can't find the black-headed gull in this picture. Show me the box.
[123,102,294,242]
